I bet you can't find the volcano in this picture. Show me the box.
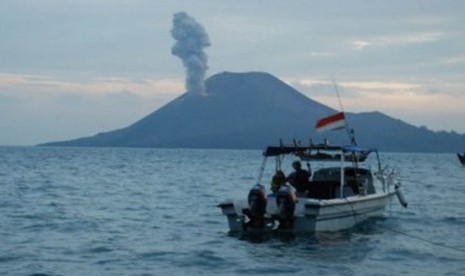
[41,71,465,152]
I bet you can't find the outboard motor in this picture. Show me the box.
[244,184,267,229]
[276,185,297,230]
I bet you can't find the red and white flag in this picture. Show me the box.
[315,112,346,132]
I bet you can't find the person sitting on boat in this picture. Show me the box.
[270,170,286,194]
[286,161,311,196]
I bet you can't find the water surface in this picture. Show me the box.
[1,147,464,275]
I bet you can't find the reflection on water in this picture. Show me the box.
[231,220,377,264]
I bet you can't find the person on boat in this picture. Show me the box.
[270,170,286,194]
[286,161,311,196]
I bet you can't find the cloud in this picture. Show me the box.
[0,72,188,145]
[352,41,371,50]
[283,75,465,129]
[284,77,423,97]
[442,55,465,65]
[341,81,421,91]
[350,32,445,51]
[0,73,184,99]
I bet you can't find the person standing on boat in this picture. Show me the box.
[286,161,311,196]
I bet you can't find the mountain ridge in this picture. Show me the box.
[40,71,465,152]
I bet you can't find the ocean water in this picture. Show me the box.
[1,146,465,276]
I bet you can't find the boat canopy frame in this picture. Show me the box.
[263,144,376,158]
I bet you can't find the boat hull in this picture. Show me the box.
[218,191,396,233]
[458,153,465,166]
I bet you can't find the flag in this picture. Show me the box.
[315,112,346,132]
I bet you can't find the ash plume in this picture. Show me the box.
[171,12,211,96]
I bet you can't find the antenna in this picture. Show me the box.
[332,77,345,113]
[331,77,357,146]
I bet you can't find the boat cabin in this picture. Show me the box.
[309,167,375,199]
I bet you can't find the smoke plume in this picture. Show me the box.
[171,12,211,96]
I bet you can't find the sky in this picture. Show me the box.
[1,0,464,145]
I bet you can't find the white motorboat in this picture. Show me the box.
[218,143,408,233]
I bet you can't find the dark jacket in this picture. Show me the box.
[287,169,311,194]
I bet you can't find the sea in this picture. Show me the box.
[1,146,465,276]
